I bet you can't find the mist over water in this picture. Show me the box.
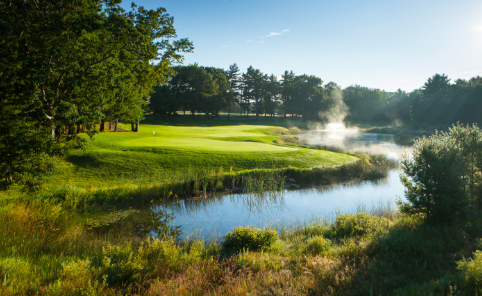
[305,89,410,157]
[318,89,349,124]
[301,125,409,158]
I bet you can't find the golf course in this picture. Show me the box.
[47,117,358,189]
[4,0,482,293]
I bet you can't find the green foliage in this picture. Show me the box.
[457,250,482,293]
[222,226,277,254]
[96,242,145,286]
[343,85,389,122]
[47,259,106,295]
[305,236,332,255]
[0,0,192,191]
[95,238,184,287]
[400,123,482,224]
[328,212,378,238]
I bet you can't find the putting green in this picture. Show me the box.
[121,137,298,153]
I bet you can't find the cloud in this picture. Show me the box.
[264,29,290,37]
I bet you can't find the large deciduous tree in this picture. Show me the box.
[0,0,192,190]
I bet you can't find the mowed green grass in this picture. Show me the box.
[50,120,357,188]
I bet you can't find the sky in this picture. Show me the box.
[123,0,482,92]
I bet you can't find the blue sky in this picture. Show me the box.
[125,0,482,92]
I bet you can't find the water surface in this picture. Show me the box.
[148,128,409,239]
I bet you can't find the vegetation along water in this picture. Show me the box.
[2,0,482,295]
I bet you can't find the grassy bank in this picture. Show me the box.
[2,198,482,295]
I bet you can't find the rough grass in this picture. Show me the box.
[2,199,482,295]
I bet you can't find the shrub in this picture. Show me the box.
[96,242,145,286]
[305,235,331,255]
[399,123,482,224]
[329,212,376,238]
[222,226,277,254]
[457,250,482,294]
[47,259,106,295]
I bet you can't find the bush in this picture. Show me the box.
[305,235,331,255]
[221,226,277,254]
[457,250,482,294]
[96,242,145,286]
[329,212,376,238]
[399,123,482,224]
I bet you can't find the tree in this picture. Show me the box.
[0,0,192,190]
[243,66,266,121]
[292,74,324,119]
[281,71,295,117]
[168,65,229,121]
[264,75,280,117]
[226,64,241,120]
[422,73,451,98]
[149,85,177,119]
[399,124,482,224]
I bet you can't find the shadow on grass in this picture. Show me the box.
[66,155,105,169]
[311,217,477,295]
[141,113,311,129]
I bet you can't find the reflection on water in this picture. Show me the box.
[148,170,405,239]
[135,130,410,240]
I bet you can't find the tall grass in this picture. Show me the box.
[2,192,482,295]
[26,154,394,213]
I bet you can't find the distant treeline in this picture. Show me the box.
[150,66,482,126]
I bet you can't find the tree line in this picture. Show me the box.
[149,64,331,121]
[150,67,482,127]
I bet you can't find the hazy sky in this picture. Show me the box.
[125,0,482,92]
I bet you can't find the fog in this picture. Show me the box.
[302,89,410,158]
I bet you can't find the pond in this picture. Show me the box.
[152,170,405,239]
[146,126,411,240]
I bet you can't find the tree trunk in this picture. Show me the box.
[131,121,135,131]
[114,120,117,132]
[76,123,81,134]
[136,116,140,132]
[100,120,105,132]
[51,124,56,140]
[109,122,112,130]
[255,99,258,121]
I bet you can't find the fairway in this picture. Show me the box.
[46,119,358,188]
[121,137,298,152]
